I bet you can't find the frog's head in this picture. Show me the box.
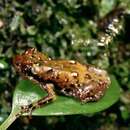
[13,48,48,75]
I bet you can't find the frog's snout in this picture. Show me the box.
[13,55,23,71]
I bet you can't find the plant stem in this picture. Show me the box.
[0,110,20,130]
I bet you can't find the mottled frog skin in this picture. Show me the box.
[13,48,110,104]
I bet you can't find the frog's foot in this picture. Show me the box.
[20,104,36,119]
[15,105,32,118]
[20,104,33,114]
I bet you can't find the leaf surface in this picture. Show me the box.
[12,75,120,116]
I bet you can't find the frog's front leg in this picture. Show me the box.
[20,83,56,115]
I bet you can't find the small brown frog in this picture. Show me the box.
[13,48,110,113]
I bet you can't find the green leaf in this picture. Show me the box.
[0,75,120,129]
[10,14,21,31]
[0,60,9,69]
[13,75,120,116]
[99,0,115,17]
[0,108,19,130]
[27,26,37,36]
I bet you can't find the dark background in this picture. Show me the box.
[0,0,130,130]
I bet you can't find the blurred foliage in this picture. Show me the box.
[0,0,130,130]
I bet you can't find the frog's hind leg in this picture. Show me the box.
[19,83,56,116]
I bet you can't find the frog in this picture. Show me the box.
[13,48,111,114]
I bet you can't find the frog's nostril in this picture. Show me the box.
[13,56,23,66]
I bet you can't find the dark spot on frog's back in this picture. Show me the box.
[64,78,69,82]
[85,73,91,79]
[56,73,60,80]
[70,83,76,88]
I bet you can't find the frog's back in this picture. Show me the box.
[34,59,86,89]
